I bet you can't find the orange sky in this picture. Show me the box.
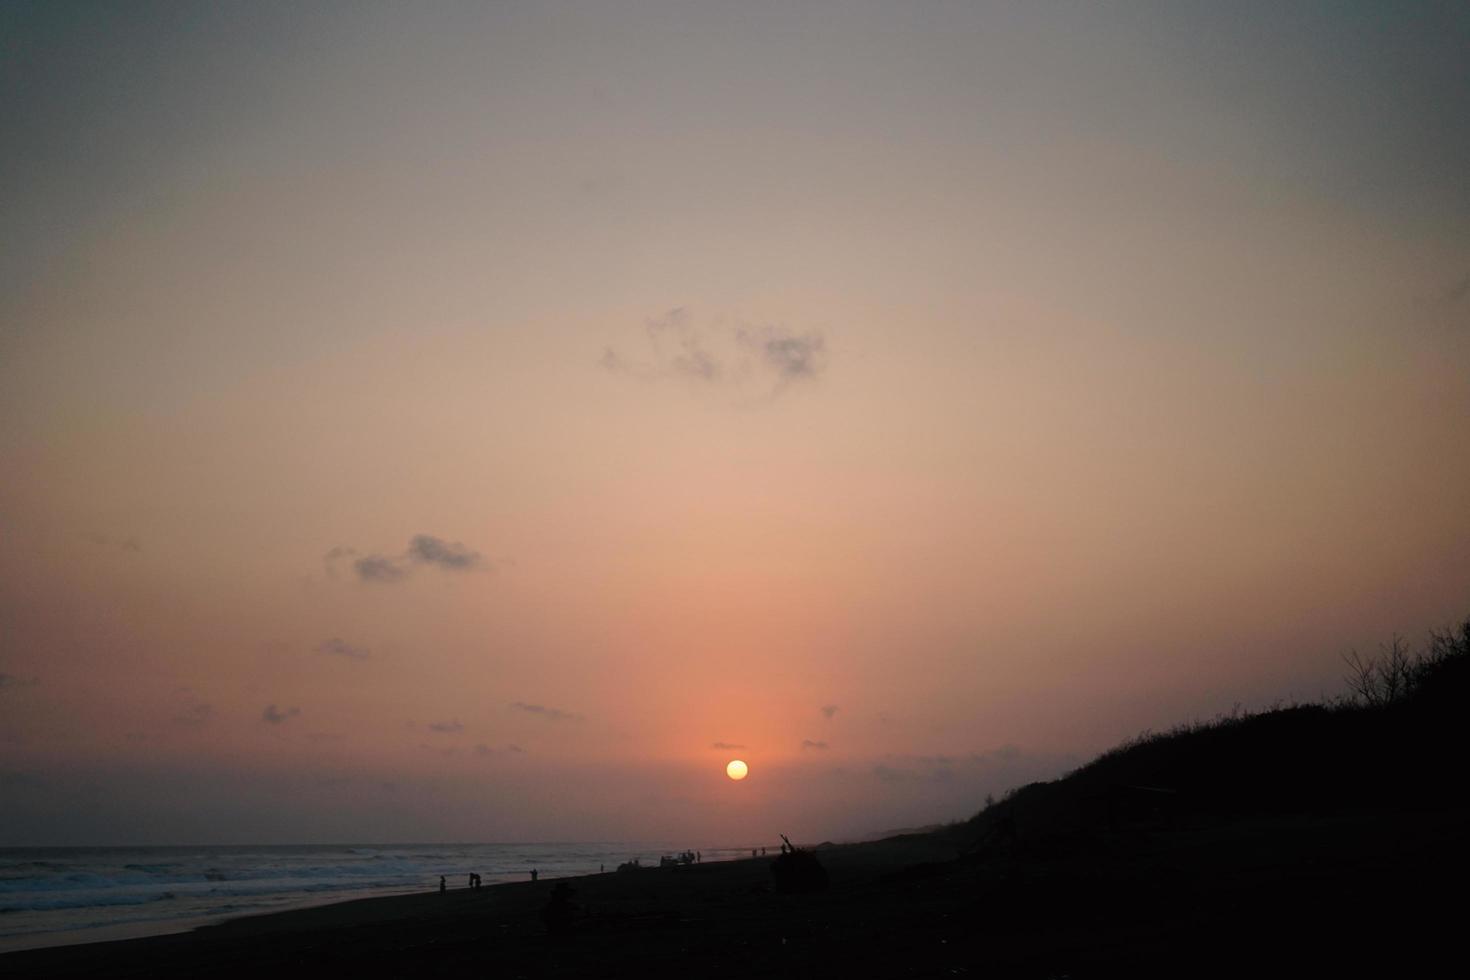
[2,1,1468,845]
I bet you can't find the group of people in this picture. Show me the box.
[438,872,487,893]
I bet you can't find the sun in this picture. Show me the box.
[725,759,749,781]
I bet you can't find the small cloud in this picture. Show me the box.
[331,536,490,583]
[507,743,525,753]
[711,741,745,750]
[262,704,301,725]
[474,743,494,757]
[354,554,409,583]
[316,637,370,661]
[739,325,826,383]
[407,534,483,571]
[0,673,39,693]
[172,699,213,728]
[873,764,910,783]
[428,720,463,734]
[0,770,47,790]
[821,704,839,720]
[600,308,828,398]
[801,739,829,750]
[1445,272,1470,306]
[84,533,142,553]
[510,701,581,722]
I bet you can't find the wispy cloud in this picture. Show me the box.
[600,308,829,398]
[802,739,830,750]
[84,532,142,553]
[328,534,490,584]
[316,637,370,661]
[428,720,464,734]
[511,701,581,722]
[739,325,825,384]
[820,704,839,720]
[262,704,301,725]
[711,741,745,750]
[354,554,409,583]
[407,534,483,571]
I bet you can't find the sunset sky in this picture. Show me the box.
[3,1,1468,846]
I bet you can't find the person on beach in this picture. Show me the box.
[439,876,446,894]
[530,868,538,882]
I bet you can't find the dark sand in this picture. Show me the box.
[4,809,1462,978]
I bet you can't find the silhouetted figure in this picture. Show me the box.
[761,847,767,855]
[530,868,538,882]
[696,851,702,862]
[439,876,446,894]
[752,849,757,858]
[599,864,604,874]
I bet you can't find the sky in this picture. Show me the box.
[2,0,1468,846]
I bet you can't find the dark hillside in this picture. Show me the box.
[957,618,1469,846]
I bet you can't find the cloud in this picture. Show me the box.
[354,554,409,583]
[802,739,830,750]
[330,535,490,584]
[821,704,839,720]
[407,534,483,571]
[262,704,301,725]
[600,308,828,398]
[428,720,464,734]
[316,637,370,661]
[172,695,213,728]
[0,673,39,692]
[1445,272,1470,306]
[738,325,826,383]
[474,743,494,757]
[85,533,142,553]
[711,741,745,750]
[507,743,525,753]
[511,701,581,722]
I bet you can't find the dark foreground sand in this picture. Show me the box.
[4,811,1462,979]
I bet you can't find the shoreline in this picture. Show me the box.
[3,813,1461,977]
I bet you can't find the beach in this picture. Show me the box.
[4,809,1461,979]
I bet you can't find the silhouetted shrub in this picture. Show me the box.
[1342,619,1470,708]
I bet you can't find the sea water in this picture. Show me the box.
[0,841,760,952]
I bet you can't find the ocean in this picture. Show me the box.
[0,841,762,953]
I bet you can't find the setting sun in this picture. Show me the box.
[725,759,749,781]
